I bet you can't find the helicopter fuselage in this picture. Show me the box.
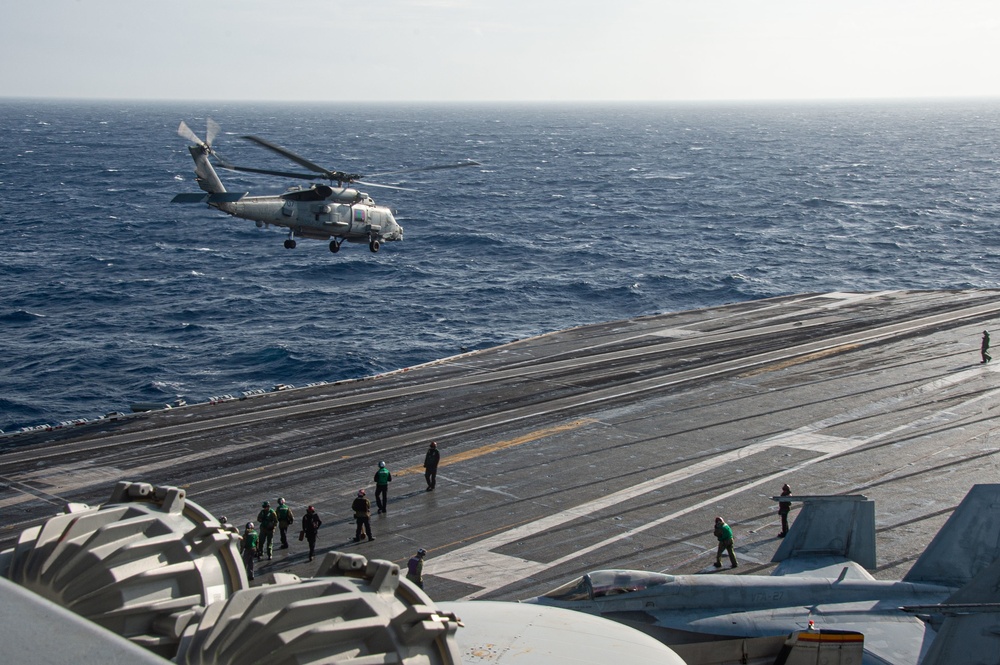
[215,186,403,246]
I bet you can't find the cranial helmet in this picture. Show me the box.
[378,461,385,468]
[246,522,255,530]
[262,501,270,508]
[278,497,285,504]
[307,505,315,512]
[417,548,426,556]
[358,489,366,496]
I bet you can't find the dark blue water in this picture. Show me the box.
[2,100,1000,431]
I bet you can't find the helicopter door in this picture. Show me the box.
[328,204,351,229]
[315,203,333,223]
[368,210,383,234]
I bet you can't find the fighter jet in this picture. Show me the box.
[524,485,1000,665]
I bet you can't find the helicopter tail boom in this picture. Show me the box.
[188,144,227,195]
[173,146,245,204]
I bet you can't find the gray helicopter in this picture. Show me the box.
[172,119,479,254]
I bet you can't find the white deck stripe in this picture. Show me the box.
[433,370,1000,599]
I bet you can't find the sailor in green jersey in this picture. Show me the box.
[256,500,278,559]
[713,516,738,569]
[276,497,294,549]
[374,461,392,514]
[240,522,259,580]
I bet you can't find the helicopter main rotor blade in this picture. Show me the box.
[242,135,336,179]
[218,162,417,190]
[218,163,322,181]
[354,180,418,192]
[368,160,481,177]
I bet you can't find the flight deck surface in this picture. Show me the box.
[2,289,999,603]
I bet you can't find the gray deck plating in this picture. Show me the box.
[2,289,999,603]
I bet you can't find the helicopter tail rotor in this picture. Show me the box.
[176,118,233,196]
[178,119,221,155]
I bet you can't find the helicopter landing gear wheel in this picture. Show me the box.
[369,239,380,253]
[284,239,296,249]
[329,240,341,253]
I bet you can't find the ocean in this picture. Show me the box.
[2,99,999,432]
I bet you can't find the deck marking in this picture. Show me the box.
[737,344,860,377]
[432,373,1000,599]
[432,432,858,597]
[393,419,597,476]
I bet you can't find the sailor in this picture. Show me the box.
[982,330,991,364]
[352,489,374,542]
[778,484,792,537]
[407,548,427,588]
[256,500,278,560]
[276,497,294,549]
[714,516,738,569]
[240,522,259,581]
[218,515,239,535]
[373,461,392,514]
[301,505,322,561]
[424,441,440,491]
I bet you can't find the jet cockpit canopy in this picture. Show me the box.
[540,569,676,602]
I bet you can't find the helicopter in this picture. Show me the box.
[172,119,479,254]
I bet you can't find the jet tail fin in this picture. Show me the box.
[901,560,1000,664]
[944,558,1000,605]
[903,598,1000,665]
[902,484,1000,589]
[771,495,876,571]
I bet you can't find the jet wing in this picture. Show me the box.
[643,602,932,665]
[771,556,876,580]
[783,609,934,665]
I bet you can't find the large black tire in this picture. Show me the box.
[329,241,340,253]
[369,240,380,253]
[284,239,296,249]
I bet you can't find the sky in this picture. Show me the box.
[2,0,999,103]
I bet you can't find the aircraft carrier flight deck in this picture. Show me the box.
[2,289,999,603]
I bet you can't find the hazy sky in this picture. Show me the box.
[2,0,998,103]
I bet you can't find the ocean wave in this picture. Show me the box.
[4,100,1000,430]
[0,309,46,324]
